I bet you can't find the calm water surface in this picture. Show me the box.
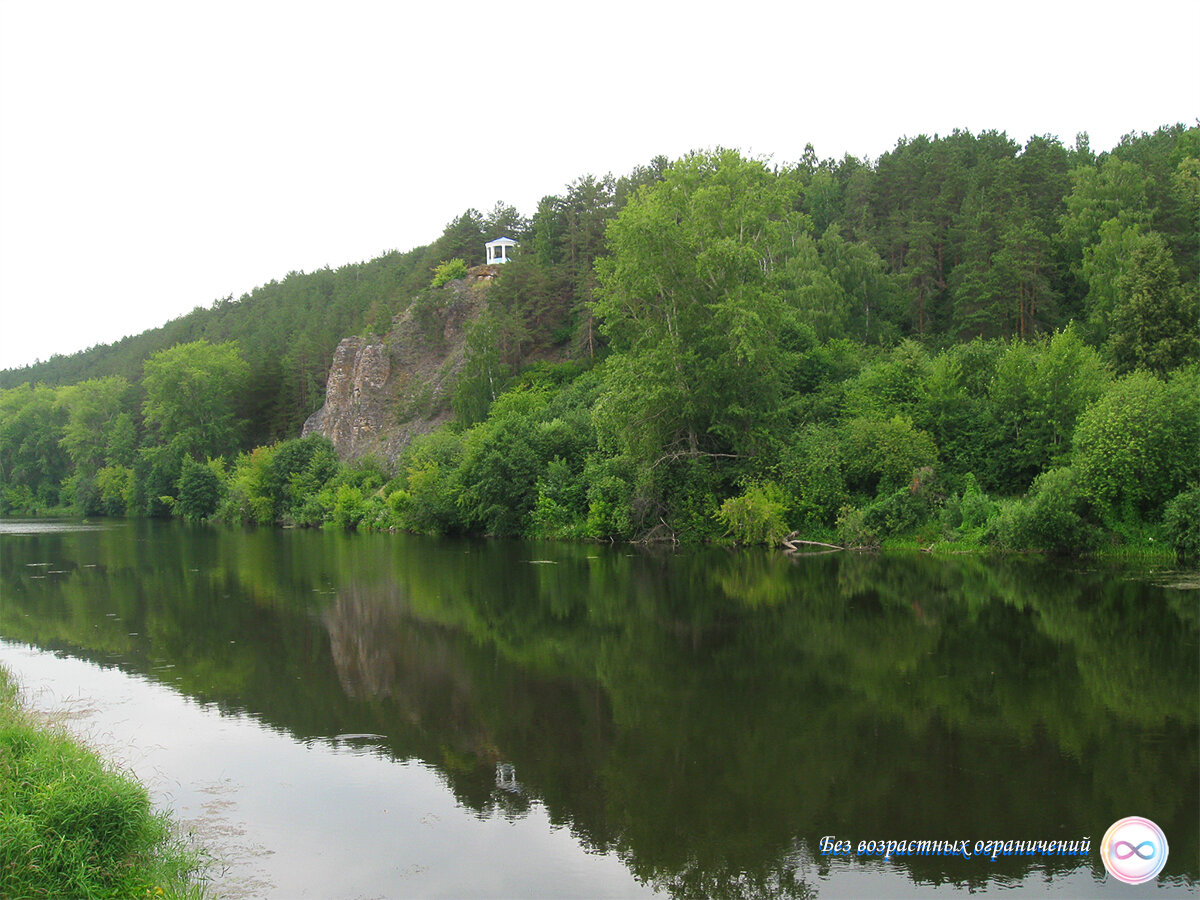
[0,520,1196,898]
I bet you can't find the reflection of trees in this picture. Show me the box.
[1,523,1196,892]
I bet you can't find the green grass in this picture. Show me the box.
[0,666,210,899]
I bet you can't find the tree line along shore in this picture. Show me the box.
[1,126,1197,556]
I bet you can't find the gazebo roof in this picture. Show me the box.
[485,236,518,247]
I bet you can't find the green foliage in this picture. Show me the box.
[0,383,68,509]
[56,376,135,475]
[916,339,1004,482]
[0,666,207,899]
[594,149,807,476]
[1162,485,1200,558]
[176,456,223,521]
[431,258,468,288]
[95,464,135,516]
[138,443,186,517]
[840,415,938,497]
[142,340,250,459]
[991,467,1097,554]
[583,453,635,539]
[843,339,932,418]
[390,430,464,534]
[456,387,586,536]
[715,481,792,546]
[216,445,277,525]
[982,327,1109,492]
[778,425,845,530]
[331,483,367,530]
[530,457,589,539]
[836,466,946,548]
[1072,368,1200,521]
[1108,230,1199,373]
[939,473,999,541]
[451,310,513,426]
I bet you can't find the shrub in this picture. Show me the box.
[779,424,846,529]
[1072,368,1200,522]
[840,415,938,496]
[530,457,588,539]
[1163,485,1200,558]
[393,460,462,534]
[431,258,469,288]
[940,472,998,540]
[715,481,792,546]
[584,454,635,540]
[991,466,1097,554]
[837,466,945,548]
[330,484,366,530]
[214,446,275,525]
[176,456,223,521]
[95,464,134,516]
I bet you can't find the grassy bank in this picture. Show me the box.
[0,665,208,899]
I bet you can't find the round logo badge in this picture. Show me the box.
[1100,816,1168,885]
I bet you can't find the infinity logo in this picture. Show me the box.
[1113,840,1155,860]
[1101,817,1168,884]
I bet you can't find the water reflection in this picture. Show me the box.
[1,521,1196,896]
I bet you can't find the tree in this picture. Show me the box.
[0,383,68,509]
[176,455,222,520]
[1080,219,1146,344]
[593,150,808,474]
[56,376,133,476]
[141,340,249,459]
[1072,369,1200,520]
[433,209,485,266]
[1108,232,1199,374]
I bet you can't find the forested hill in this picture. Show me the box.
[2,125,1197,556]
[0,248,426,440]
[0,158,668,445]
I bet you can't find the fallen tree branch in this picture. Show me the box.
[781,532,844,552]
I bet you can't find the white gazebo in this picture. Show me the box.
[485,236,518,265]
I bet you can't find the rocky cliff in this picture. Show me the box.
[301,268,497,462]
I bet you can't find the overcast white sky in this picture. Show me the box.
[1,0,1197,372]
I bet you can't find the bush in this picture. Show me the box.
[840,415,938,496]
[330,484,366,530]
[176,456,223,521]
[95,465,134,516]
[939,472,998,541]
[837,466,945,548]
[530,457,588,539]
[214,446,275,525]
[1072,368,1199,522]
[991,466,1097,554]
[779,425,846,529]
[584,454,635,539]
[1163,485,1200,558]
[431,258,468,288]
[715,481,792,545]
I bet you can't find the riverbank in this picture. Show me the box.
[0,664,209,899]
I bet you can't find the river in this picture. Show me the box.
[0,519,1196,897]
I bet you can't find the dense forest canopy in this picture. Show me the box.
[1,125,1197,555]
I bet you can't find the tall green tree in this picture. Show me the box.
[56,376,134,475]
[593,150,809,473]
[141,340,249,459]
[0,383,68,509]
[1108,231,1199,373]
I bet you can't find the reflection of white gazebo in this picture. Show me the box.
[485,236,517,265]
